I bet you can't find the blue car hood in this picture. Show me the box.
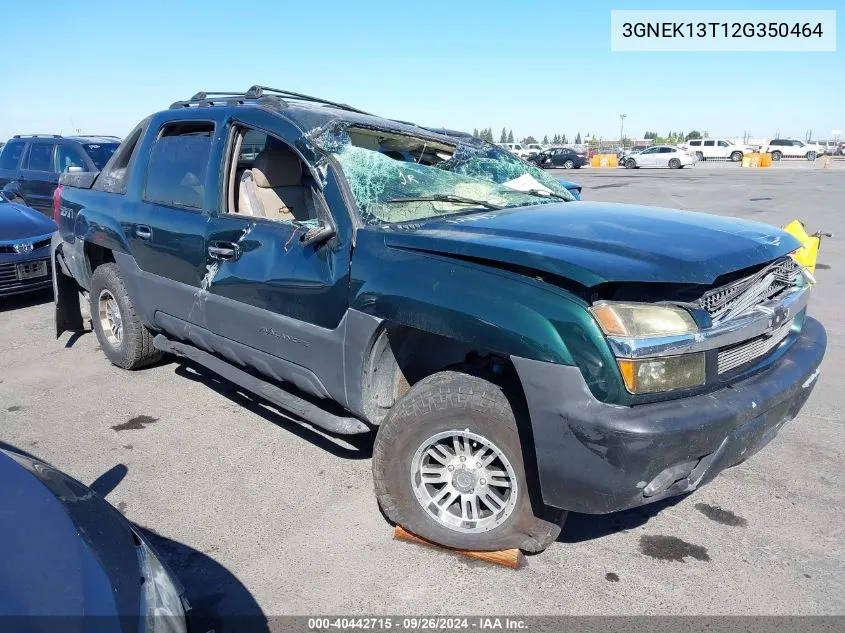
[0,450,140,620]
[380,201,800,287]
[0,200,57,241]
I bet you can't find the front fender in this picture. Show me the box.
[350,231,624,402]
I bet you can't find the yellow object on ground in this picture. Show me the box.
[590,154,618,168]
[783,220,821,274]
[741,153,771,168]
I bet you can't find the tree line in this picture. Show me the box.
[473,127,583,146]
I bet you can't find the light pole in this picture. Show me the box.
[619,114,627,149]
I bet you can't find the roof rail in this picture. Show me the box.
[169,86,373,116]
[13,134,62,139]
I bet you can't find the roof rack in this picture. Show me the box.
[13,134,62,139]
[169,85,373,116]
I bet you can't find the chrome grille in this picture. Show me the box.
[717,318,793,374]
[700,257,802,323]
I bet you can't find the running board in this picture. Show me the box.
[153,334,370,435]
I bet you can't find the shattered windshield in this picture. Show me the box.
[313,124,573,225]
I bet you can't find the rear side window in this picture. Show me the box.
[26,143,56,171]
[0,140,26,169]
[143,122,214,210]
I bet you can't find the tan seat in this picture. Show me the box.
[238,149,306,222]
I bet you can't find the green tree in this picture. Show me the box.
[562,134,568,144]
[500,127,508,143]
[522,135,538,144]
[542,134,549,145]
[507,129,514,143]
[472,128,479,138]
[686,130,702,140]
[575,132,582,144]
[481,127,495,143]
[644,131,657,139]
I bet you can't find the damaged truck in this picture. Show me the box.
[52,87,826,552]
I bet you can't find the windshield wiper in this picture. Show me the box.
[384,194,503,210]
[519,188,570,201]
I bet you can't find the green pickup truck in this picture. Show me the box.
[52,87,826,552]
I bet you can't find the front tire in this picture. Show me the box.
[625,158,637,169]
[89,263,161,370]
[372,371,564,552]
[730,151,743,162]
[563,159,574,169]
[806,151,816,161]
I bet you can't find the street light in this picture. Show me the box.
[620,114,627,149]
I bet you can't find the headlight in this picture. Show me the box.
[617,353,706,394]
[590,302,698,338]
[136,538,187,633]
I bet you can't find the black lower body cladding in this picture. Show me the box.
[512,317,826,514]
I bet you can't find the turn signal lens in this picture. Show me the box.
[617,353,706,394]
[591,302,697,338]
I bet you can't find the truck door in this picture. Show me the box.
[200,118,354,399]
[123,119,216,326]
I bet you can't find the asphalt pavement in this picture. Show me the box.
[0,167,842,626]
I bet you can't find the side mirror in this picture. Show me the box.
[299,220,336,247]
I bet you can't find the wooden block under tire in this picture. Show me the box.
[393,525,523,569]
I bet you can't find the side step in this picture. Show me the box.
[153,334,370,435]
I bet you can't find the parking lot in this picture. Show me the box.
[1,167,843,627]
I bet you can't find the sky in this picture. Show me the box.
[0,0,842,143]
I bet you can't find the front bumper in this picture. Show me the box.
[0,253,52,297]
[512,317,826,514]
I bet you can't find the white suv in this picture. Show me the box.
[686,138,751,162]
[497,142,532,159]
[763,139,823,161]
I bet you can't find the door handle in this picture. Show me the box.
[135,225,153,240]
[208,241,241,261]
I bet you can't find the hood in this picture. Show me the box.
[0,200,57,240]
[379,202,800,287]
[0,450,141,620]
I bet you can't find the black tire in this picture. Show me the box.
[668,158,681,169]
[730,151,743,162]
[625,158,637,169]
[772,151,782,161]
[806,151,816,161]
[89,263,161,370]
[563,159,574,169]
[372,370,565,552]
[695,151,704,161]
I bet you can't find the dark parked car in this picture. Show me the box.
[0,191,56,296]
[0,134,120,216]
[0,448,189,629]
[52,86,825,553]
[529,147,587,169]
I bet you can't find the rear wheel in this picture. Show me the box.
[695,151,704,161]
[730,151,743,162]
[668,158,681,169]
[772,151,782,161]
[372,370,565,552]
[90,263,161,370]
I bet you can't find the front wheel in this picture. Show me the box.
[625,158,637,169]
[372,371,565,552]
[806,151,816,161]
[90,263,162,370]
[563,159,574,169]
[668,158,681,169]
[730,151,743,162]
